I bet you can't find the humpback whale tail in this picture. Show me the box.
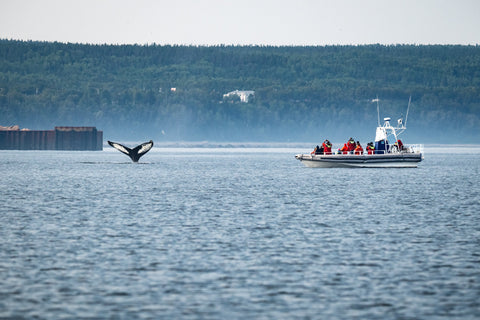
[108,140,154,162]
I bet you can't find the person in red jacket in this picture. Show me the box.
[397,139,404,150]
[354,141,364,155]
[347,137,356,153]
[322,139,332,155]
[366,142,375,155]
[339,143,349,154]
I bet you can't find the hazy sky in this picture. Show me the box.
[1,0,479,45]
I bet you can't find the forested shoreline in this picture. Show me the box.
[1,40,479,143]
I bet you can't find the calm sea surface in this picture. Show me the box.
[1,146,479,319]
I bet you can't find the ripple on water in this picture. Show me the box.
[0,150,479,319]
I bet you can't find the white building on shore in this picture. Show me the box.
[223,90,255,103]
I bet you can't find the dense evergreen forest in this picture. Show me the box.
[1,40,479,144]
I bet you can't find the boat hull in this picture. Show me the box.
[295,153,422,168]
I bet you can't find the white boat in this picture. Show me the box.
[295,150,423,168]
[295,99,424,168]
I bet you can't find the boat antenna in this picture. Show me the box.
[405,95,411,128]
[373,96,380,126]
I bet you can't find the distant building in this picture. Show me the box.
[223,90,255,103]
[0,126,103,150]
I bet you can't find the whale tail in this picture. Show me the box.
[108,140,154,162]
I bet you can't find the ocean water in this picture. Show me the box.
[1,146,479,319]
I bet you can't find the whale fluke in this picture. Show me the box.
[108,140,154,162]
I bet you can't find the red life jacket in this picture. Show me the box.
[397,139,403,150]
[323,142,332,154]
[347,141,356,151]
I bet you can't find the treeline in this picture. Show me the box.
[1,40,479,143]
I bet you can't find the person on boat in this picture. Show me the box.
[322,139,332,155]
[316,144,324,154]
[339,143,349,154]
[397,139,404,150]
[366,142,375,155]
[347,137,356,153]
[311,145,324,155]
[354,141,363,155]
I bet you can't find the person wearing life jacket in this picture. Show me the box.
[322,139,332,155]
[340,143,349,154]
[354,141,363,155]
[347,137,356,153]
[397,139,404,150]
[366,142,375,155]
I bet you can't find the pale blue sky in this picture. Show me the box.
[1,0,479,45]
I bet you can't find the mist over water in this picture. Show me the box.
[1,147,479,319]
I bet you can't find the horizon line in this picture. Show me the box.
[2,38,479,47]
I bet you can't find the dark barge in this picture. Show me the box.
[0,126,103,150]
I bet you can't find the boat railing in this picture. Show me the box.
[407,144,424,154]
[370,144,424,155]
